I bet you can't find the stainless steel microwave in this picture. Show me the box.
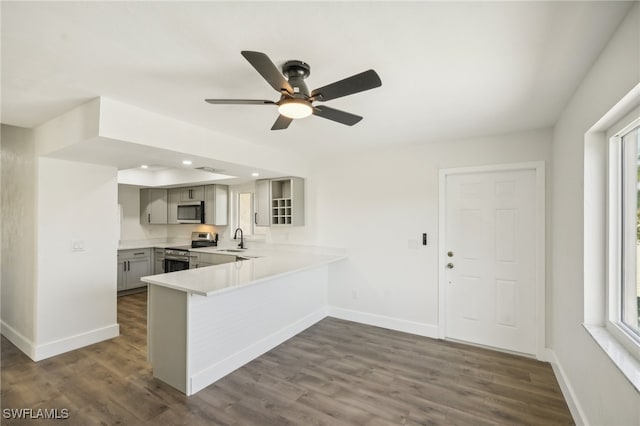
[177,201,205,224]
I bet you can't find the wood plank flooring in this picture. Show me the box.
[1,291,573,425]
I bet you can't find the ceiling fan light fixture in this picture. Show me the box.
[278,99,312,119]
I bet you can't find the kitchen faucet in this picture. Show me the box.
[233,227,244,249]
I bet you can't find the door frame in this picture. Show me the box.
[437,161,547,359]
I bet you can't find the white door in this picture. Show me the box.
[444,169,537,355]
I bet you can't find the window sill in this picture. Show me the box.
[583,324,640,393]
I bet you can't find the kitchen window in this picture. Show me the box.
[237,192,254,236]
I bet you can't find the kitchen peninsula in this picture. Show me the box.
[141,246,345,395]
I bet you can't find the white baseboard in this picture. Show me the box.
[1,321,36,359]
[546,349,588,426]
[536,347,555,362]
[189,307,328,395]
[33,324,120,361]
[327,306,439,339]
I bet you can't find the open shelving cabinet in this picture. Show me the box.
[259,177,304,226]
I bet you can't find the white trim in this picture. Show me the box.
[604,122,640,361]
[1,321,37,360]
[546,349,589,426]
[584,324,640,393]
[437,161,547,359]
[189,307,327,395]
[32,324,120,361]
[328,307,439,338]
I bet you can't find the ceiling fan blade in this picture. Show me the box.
[311,69,381,102]
[271,115,293,130]
[313,105,362,126]
[241,51,294,95]
[205,99,276,105]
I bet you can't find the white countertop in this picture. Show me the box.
[141,247,345,296]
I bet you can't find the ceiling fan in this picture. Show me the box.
[205,51,382,130]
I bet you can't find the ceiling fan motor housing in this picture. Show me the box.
[282,60,310,97]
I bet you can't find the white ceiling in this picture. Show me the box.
[1,1,633,160]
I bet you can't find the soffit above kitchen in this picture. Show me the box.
[1,1,633,159]
[33,97,305,185]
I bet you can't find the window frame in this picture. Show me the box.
[606,116,640,358]
[236,191,254,236]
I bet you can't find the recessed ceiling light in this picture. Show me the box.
[140,164,149,169]
[251,172,260,177]
[182,160,193,165]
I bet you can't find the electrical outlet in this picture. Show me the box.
[351,290,358,300]
[71,240,85,252]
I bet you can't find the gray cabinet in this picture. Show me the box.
[154,248,165,274]
[189,252,236,269]
[117,249,151,291]
[167,188,181,224]
[205,184,229,226]
[140,188,168,224]
[117,259,126,291]
[141,184,228,226]
[180,186,204,202]
[255,179,271,226]
[255,177,304,226]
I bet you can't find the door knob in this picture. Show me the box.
[446,263,454,269]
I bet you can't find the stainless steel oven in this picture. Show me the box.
[161,233,218,273]
[164,247,191,272]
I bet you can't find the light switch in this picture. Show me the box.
[71,240,85,252]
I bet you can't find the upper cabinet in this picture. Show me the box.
[255,179,271,227]
[205,184,228,226]
[255,177,304,227]
[180,186,204,202]
[143,185,228,226]
[140,188,168,224]
[167,188,181,225]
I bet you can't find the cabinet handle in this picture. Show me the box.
[255,212,258,225]
[123,262,126,272]
[148,213,151,223]
[133,252,145,255]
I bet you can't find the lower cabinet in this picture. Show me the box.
[189,252,236,269]
[154,248,165,274]
[117,249,151,291]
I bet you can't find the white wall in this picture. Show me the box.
[551,4,640,425]
[302,128,551,334]
[34,158,120,359]
[0,125,37,355]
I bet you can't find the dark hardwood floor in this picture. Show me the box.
[1,291,573,425]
